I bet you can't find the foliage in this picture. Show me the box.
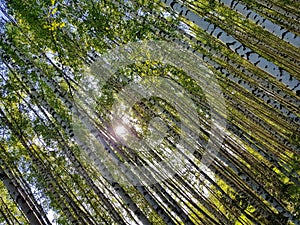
[0,0,299,224]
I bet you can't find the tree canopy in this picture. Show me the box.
[0,0,299,224]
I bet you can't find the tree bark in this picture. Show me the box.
[0,167,46,225]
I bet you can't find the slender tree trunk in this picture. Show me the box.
[0,167,47,225]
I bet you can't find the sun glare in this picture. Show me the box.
[114,124,129,138]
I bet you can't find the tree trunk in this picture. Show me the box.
[0,167,46,225]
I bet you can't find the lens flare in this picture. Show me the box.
[114,124,129,138]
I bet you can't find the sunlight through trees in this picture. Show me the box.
[0,0,299,224]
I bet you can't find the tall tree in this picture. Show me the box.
[0,0,299,224]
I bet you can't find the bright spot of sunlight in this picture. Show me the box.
[115,124,129,138]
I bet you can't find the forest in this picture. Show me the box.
[0,0,299,224]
